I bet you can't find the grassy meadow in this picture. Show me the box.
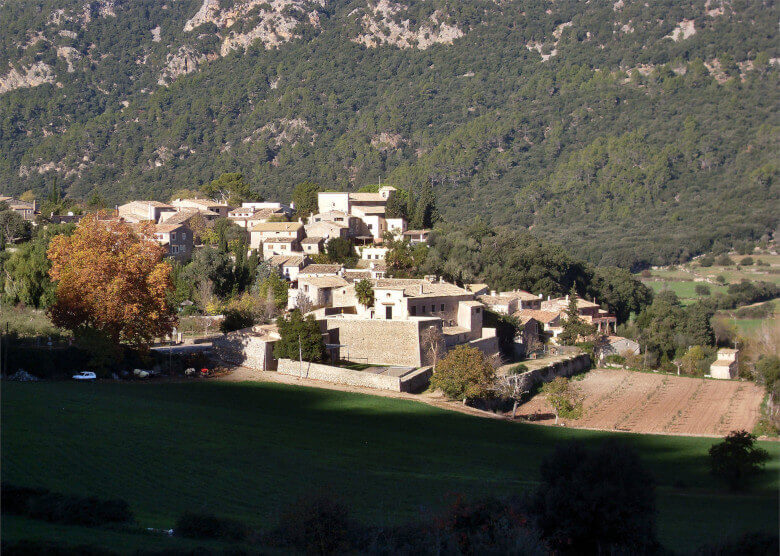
[2,380,778,553]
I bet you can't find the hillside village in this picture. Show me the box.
[2,185,762,395]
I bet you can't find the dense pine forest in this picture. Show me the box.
[1,0,777,268]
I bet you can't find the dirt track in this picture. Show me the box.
[516,369,766,437]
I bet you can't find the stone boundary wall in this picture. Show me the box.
[213,333,277,371]
[277,359,405,391]
[324,318,424,367]
[400,366,433,393]
[514,353,591,390]
[467,332,499,358]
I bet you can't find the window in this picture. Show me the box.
[171,245,179,254]
[171,232,176,241]
[410,306,416,316]
[431,304,435,312]
[182,233,187,241]
[441,304,445,311]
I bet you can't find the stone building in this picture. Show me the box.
[710,348,739,379]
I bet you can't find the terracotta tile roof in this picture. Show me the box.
[251,221,304,232]
[299,264,342,275]
[477,295,514,306]
[301,236,323,244]
[501,289,541,302]
[514,309,561,324]
[299,276,349,288]
[267,254,306,267]
[373,278,470,298]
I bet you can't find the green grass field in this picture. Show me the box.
[645,280,729,305]
[2,381,778,553]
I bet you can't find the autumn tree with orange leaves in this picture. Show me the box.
[47,216,176,350]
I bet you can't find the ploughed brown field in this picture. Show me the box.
[516,369,766,436]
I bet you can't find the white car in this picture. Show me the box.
[72,371,97,380]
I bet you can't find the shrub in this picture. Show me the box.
[694,532,779,555]
[0,540,116,555]
[528,440,657,554]
[276,494,352,555]
[699,255,714,267]
[508,363,528,375]
[715,275,726,284]
[640,269,651,277]
[1,483,133,526]
[741,256,754,266]
[174,511,249,541]
[429,345,496,401]
[219,307,255,333]
[605,354,625,365]
[716,255,733,266]
[695,284,711,296]
[709,430,771,490]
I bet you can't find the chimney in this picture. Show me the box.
[419,283,424,295]
[490,290,497,296]
[547,295,551,301]
[538,293,543,299]
[566,294,569,301]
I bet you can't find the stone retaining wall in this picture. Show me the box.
[277,359,431,392]
[513,353,592,390]
[213,332,277,371]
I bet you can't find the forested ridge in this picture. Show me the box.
[1,0,778,268]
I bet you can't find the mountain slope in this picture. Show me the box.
[1,0,778,267]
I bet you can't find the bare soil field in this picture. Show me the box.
[516,369,766,437]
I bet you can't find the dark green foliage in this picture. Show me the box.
[741,256,754,266]
[2,2,776,269]
[384,235,428,278]
[633,291,714,362]
[699,256,714,267]
[483,309,520,358]
[174,511,249,541]
[292,181,320,218]
[0,540,118,556]
[716,255,734,266]
[219,308,255,333]
[1,483,133,526]
[694,532,779,556]
[588,267,654,324]
[755,356,780,392]
[529,440,657,554]
[354,278,374,308]
[559,287,597,346]
[324,237,356,266]
[274,309,326,363]
[201,172,257,206]
[0,203,32,244]
[276,494,352,555]
[709,431,771,491]
[695,284,711,296]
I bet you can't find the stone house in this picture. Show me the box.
[322,277,498,366]
[266,254,308,282]
[301,236,324,255]
[402,229,431,245]
[250,221,305,250]
[360,246,388,261]
[710,348,739,379]
[133,222,194,261]
[316,186,403,241]
[212,324,280,371]
[228,206,286,228]
[514,309,563,341]
[0,196,36,220]
[304,220,350,242]
[118,201,177,223]
[542,295,617,334]
[290,276,349,309]
[170,198,232,218]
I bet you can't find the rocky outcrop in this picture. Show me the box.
[354,1,463,50]
[184,0,325,55]
[664,19,696,42]
[0,62,55,94]
[158,46,215,85]
[57,46,81,73]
